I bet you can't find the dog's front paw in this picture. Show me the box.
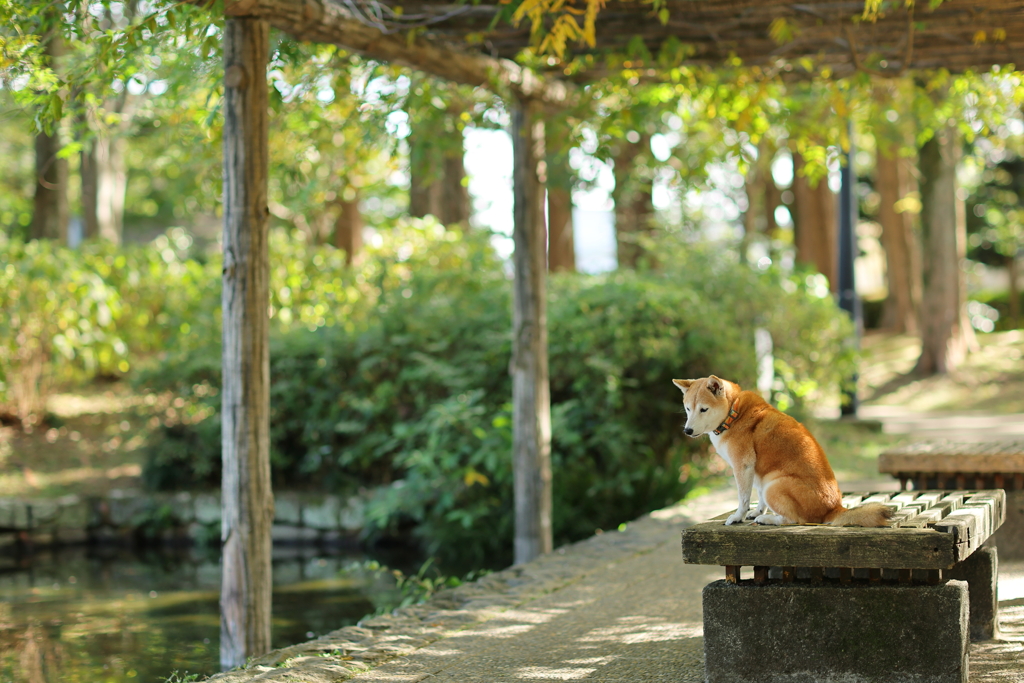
[745,509,763,520]
[754,513,785,526]
[725,511,747,525]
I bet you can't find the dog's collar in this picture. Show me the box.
[712,400,740,435]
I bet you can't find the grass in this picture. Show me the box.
[808,419,901,486]
[859,329,1024,413]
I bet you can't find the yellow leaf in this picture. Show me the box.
[861,0,882,21]
[973,30,987,45]
[463,470,490,487]
[894,193,922,214]
[994,28,1007,42]
[768,17,795,45]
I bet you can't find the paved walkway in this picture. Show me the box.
[209,481,1024,683]
[859,405,1024,441]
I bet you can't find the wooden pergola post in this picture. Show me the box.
[220,16,274,670]
[510,94,552,564]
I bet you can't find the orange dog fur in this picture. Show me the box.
[672,375,892,527]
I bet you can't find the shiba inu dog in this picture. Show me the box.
[672,375,892,527]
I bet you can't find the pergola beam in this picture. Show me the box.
[345,0,1024,75]
[222,0,570,103]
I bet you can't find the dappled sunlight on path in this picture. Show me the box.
[346,502,717,683]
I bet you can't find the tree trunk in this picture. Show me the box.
[78,109,100,242]
[742,164,764,256]
[32,129,69,242]
[94,133,128,244]
[741,141,780,260]
[545,113,575,272]
[407,115,437,219]
[765,179,781,236]
[792,152,837,288]
[439,144,470,226]
[547,186,575,272]
[30,26,68,243]
[612,136,654,269]
[876,143,921,334]
[220,16,273,670]
[333,191,363,264]
[510,95,552,565]
[81,140,100,240]
[915,124,969,375]
[1008,254,1021,329]
[408,115,469,226]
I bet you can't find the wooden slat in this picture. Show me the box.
[913,492,945,506]
[891,491,920,505]
[932,516,972,562]
[901,507,946,528]
[941,492,966,511]
[967,492,1006,529]
[683,522,958,569]
[860,492,895,505]
[682,490,1005,570]
[841,494,864,508]
[889,502,929,527]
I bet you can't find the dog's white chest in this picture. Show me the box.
[710,433,732,467]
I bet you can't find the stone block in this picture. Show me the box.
[271,524,320,543]
[339,496,366,532]
[194,493,221,525]
[56,496,91,530]
[302,496,341,530]
[993,489,1024,560]
[106,493,149,527]
[0,499,30,529]
[947,542,998,640]
[702,579,968,683]
[26,499,60,527]
[54,528,89,544]
[274,494,302,525]
[30,531,55,545]
[170,492,195,524]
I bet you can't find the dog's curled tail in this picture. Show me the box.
[826,502,894,528]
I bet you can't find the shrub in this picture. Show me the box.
[140,223,855,570]
[0,234,126,423]
[0,228,221,425]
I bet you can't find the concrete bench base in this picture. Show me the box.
[994,490,1024,559]
[948,543,998,640]
[702,579,969,683]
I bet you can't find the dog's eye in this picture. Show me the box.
[700,407,708,413]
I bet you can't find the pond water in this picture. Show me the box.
[0,545,416,683]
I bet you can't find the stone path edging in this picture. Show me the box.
[206,489,736,682]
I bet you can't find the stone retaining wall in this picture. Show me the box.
[0,491,368,548]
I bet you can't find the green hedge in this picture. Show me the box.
[139,221,855,569]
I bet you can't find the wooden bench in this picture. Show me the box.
[681,490,1005,683]
[880,439,1024,558]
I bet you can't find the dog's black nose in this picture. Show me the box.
[684,427,693,436]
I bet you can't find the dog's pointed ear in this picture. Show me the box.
[707,375,723,396]
[672,379,695,394]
